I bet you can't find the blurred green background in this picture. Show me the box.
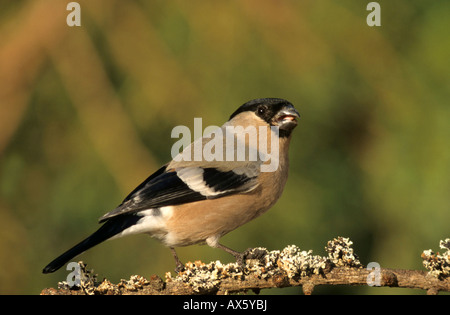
[0,0,449,295]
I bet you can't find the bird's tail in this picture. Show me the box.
[42,214,140,274]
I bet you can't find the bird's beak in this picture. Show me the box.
[274,106,300,130]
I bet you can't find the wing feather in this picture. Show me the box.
[99,165,259,222]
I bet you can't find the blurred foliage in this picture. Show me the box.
[0,0,449,294]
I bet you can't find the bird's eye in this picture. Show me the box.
[257,106,267,115]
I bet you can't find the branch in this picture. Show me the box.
[41,237,450,295]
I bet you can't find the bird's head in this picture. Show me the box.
[229,98,300,137]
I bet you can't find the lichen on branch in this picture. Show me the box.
[41,237,450,295]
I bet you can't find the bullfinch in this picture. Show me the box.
[43,98,299,273]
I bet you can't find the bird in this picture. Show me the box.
[42,98,300,274]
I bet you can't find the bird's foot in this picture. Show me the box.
[174,262,185,274]
[235,247,267,269]
[170,247,185,274]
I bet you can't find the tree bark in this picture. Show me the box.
[40,238,450,295]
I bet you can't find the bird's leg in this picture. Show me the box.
[215,243,250,268]
[170,247,185,273]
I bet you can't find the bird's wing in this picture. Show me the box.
[98,164,259,222]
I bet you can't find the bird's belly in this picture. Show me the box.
[162,190,276,247]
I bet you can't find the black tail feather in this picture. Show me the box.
[42,214,141,274]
